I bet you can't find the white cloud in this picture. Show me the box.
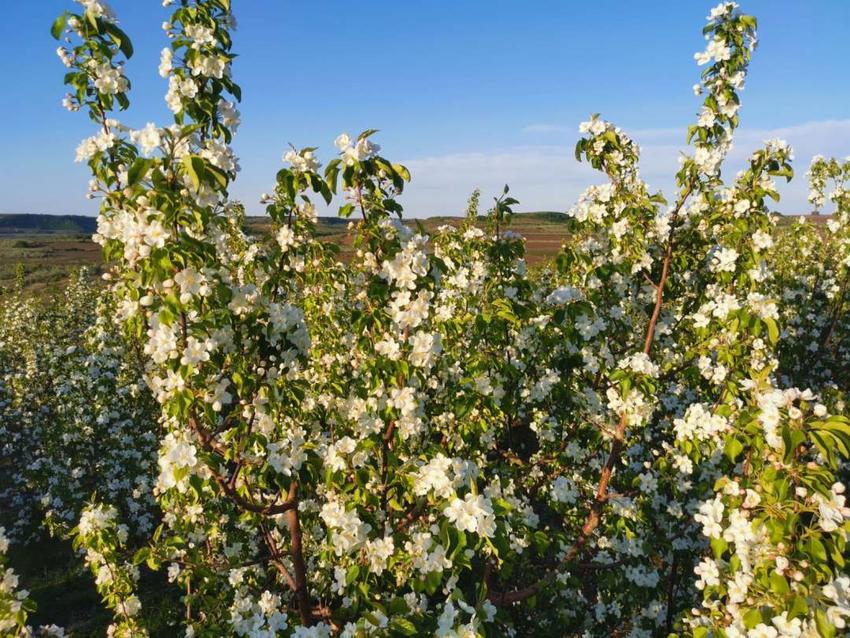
[398,119,850,217]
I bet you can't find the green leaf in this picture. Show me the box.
[133,547,150,565]
[364,613,384,627]
[206,165,229,189]
[324,158,341,193]
[532,530,551,553]
[392,163,411,182]
[104,22,135,59]
[814,419,850,441]
[574,140,584,162]
[788,595,808,620]
[815,608,837,638]
[710,536,728,560]
[782,425,806,464]
[742,608,763,629]
[86,10,99,32]
[127,157,152,186]
[51,13,67,39]
[810,430,837,469]
[764,317,779,345]
[182,155,205,191]
[769,571,789,595]
[724,437,744,463]
[345,564,360,585]
[390,618,418,636]
[493,497,513,515]
[808,537,827,562]
[424,569,442,594]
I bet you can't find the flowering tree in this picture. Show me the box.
[0,0,842,636]
[771,158,850,395]
[0,271,157,542]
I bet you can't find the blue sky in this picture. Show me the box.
[1,1,849,217]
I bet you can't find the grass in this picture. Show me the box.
[10,536,182,636]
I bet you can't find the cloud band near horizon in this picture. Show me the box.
[391,118,850,217]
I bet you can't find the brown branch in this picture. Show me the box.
[665,555,679,633]
[380,420,396,533]
[261,523,298,592]
[287,495,313,627]
[487,181,694,606]
[187,415,298,516]
[487,411,627,605]
[261,520,314,628]
[393,499,426,534]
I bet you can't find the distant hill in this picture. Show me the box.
[415,211,569,225]
[506,211,570,223]
[245,215,349,227]
[0,211,825,238]
[0,214,96,235]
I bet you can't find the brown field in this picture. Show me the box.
[244,214,573,267]
[0,235,104,295]
[0,212,826,296]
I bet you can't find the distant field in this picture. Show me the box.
[0,234,104,295]
[0,212,828,295]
